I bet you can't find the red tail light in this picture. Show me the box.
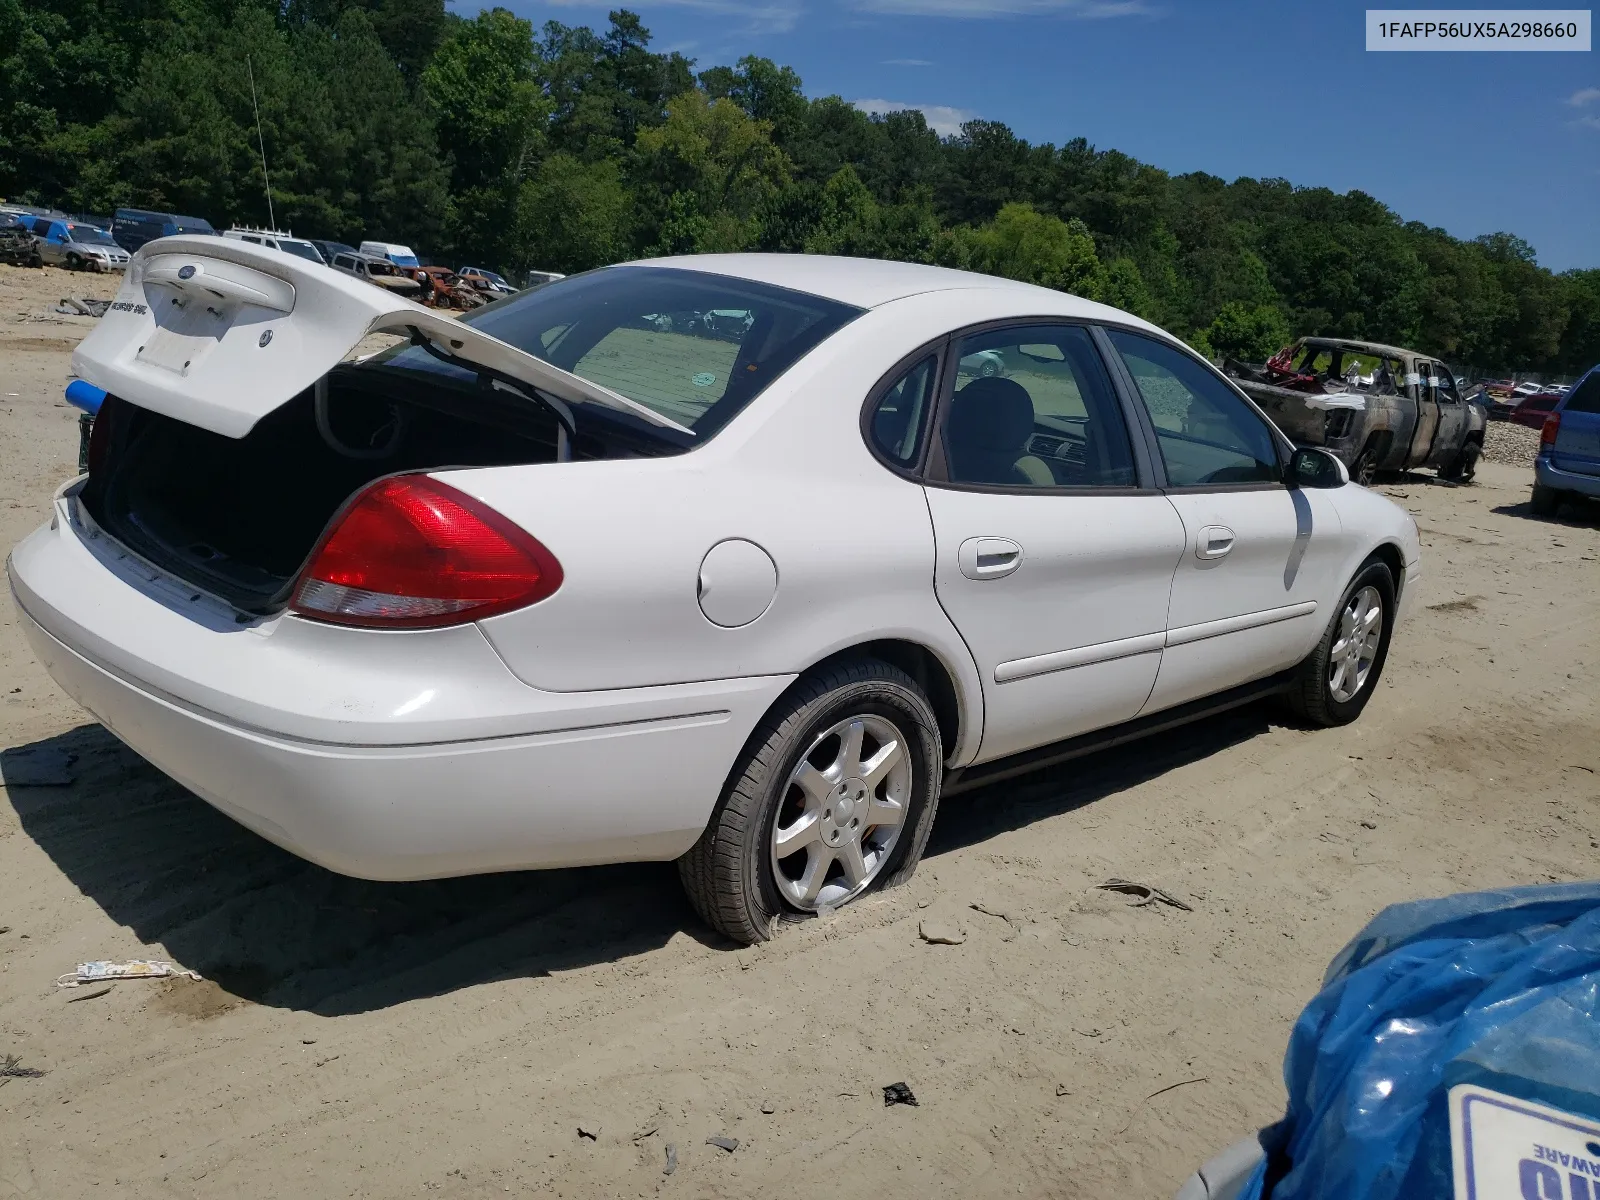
[291,475,562,628]
[1541,411,1561,449]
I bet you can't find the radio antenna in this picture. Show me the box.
[246,55,276,230]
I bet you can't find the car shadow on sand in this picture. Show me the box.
[925,704,1271,858]
[1492,497,1599,526]
[4,723,705,1016]
[6,705,1275,1015]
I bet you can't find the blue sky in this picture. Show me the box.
[473,0,1600,271]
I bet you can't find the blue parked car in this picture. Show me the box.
[1530,365,1600,517]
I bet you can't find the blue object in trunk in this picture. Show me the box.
[65,379,105,415]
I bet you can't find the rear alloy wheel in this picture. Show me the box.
[679,659,943,944]
[1529,484,1562,517]
[769,713,912,912]
[1285,558,1395,727]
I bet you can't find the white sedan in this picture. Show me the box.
[7,241,1421,944]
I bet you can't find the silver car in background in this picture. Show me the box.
[29,218,131,271]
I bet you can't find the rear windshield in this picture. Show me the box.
[278,241,323,263]
[361,265,863,444]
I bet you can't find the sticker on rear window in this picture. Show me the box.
[692,372,716,388]
[1449,1084,1600,1200]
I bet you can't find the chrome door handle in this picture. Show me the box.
[958,536,1023,580]
[1196,525,1235,560]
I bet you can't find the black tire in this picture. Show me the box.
[1440,440,1481,484]
[1529,484,1562,517]
[678,658,944,945]
[1284,557,1397,728]
[1351,442,1381,487]
[66,254,81,271]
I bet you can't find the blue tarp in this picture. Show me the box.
[1243,882,1600,1199]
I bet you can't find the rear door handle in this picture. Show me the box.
[958,536,1023,580]
[1196,525,1235,560]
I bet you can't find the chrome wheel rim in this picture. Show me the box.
[1329,585,1383,703]
[770,714,912,912]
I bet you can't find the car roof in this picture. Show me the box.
[1297,335,1430,361]
[634,253,1156,322]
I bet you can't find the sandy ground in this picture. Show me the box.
[1,260,1597,1199]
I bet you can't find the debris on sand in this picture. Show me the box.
[57,961,201,988]
[706,1135,739,1152]
[53,297,110,318]
[918,919,966,945]
[0,1054,45,1081]
[663,1143,678,1175]
[882,1082,918,1107]
[1095,878,1193,912]
[576,1124,600,1141]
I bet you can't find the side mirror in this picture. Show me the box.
[1289,447,1348,489]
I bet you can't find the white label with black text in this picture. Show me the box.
[1450,1084,1600,1200]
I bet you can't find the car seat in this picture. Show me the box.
[945,377,1055,486]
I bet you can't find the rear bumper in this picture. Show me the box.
[8,494,793,879]
[1535,457,1600,499]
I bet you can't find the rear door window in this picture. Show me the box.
[940,324,1136,488]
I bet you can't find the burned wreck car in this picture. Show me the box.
[1224,337,1487,484]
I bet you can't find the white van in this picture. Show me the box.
[223,226,325,264]
[360,240,421,268]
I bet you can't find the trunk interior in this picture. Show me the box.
[79,364,617,614]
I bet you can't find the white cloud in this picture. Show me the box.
[543,0,804,35]
[882,57,936,65]
[1567,87,1600,108]
[1578,114,1600,132]
[855,0,1146,15]
[852,98,978,136]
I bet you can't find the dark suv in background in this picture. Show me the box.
[111,208,216,253]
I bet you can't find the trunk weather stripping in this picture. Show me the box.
[406,326,581,461]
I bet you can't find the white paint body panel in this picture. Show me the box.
[72,236,687,439]
[8,496,793,878]
[1146,487,1349,711]
[9,254,1422,881]
[924,489,1186,762]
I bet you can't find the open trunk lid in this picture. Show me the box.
[72,235,689,439]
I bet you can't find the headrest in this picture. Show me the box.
[947,376,1035,452]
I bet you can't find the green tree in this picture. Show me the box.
[1200,301,1291,362]
[949,203,1102,296]
[632,89,790,253]
[514,152,631,273]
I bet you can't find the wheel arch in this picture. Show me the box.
[1369,540,1406,599]
[800,637,977,768]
